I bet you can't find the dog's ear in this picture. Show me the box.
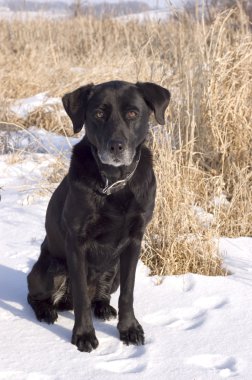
[136,82,170,125]
[62,84,94,133]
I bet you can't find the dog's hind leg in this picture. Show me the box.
[56,278,73,311]
[27,238,68,323]
[92,266,119,321]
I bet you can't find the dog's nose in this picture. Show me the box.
[108,140,125,155]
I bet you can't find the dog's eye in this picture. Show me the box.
[95,110,105,119]
[126,110,138,120]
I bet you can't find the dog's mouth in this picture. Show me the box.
[97,150,134,167]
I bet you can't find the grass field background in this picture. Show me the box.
[0,4,251,275]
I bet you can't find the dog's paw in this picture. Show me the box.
[28,295,58,324]
[93,301,117,320]
[118,323,145,346]
[37,307,58,324]
[71,330,99,353]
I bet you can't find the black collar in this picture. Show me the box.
[91,146,141,196]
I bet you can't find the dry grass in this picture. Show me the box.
[143,130,225,276]
[0,5,251,276]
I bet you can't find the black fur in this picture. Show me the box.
[27,80,170,352]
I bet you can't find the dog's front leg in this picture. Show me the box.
[118,240,144,346]
[66,234,98,352]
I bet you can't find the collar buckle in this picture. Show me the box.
[100,153,140,196]
[101,178,127,195]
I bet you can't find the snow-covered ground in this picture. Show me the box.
[1,127,252,379]
[10,93,62,119]
[0,5,171,22]
[0,6,69,20]
[116,8,170,22]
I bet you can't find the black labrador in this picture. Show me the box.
[27,80,170,352]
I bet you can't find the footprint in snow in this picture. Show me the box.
[96,358,146,374]
[194,295,228,310]
[182,273,195,292]
[143,295,228,330]
[186,354,241,378]
[93,337,121,356]
[143,306,206,330]
[94,338,147,373]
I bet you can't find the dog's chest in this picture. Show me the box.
[91,192,143,242]
[83,191,144,267]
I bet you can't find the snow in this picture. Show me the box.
[1,126,77,156]
[10,93,62,119]
[116,9,170,22]
[0,9,69,20]
[192,205,214,228]
[211,194,230,208]
[0,128,252,379]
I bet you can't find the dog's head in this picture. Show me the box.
[63,81,170,167]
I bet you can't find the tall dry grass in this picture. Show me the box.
[0,5,251,275]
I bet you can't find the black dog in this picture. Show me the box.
[27,80,170,352]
